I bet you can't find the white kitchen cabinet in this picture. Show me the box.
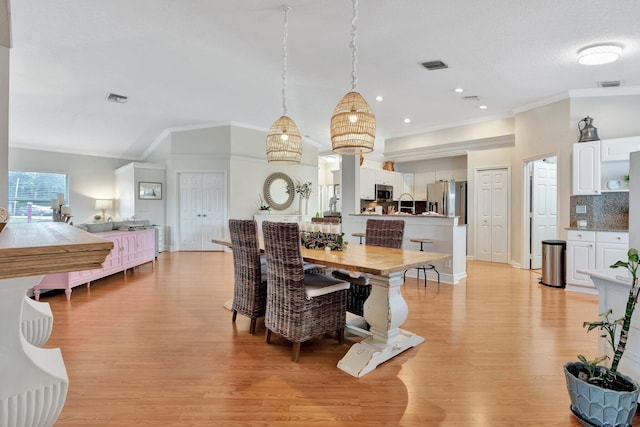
[572,141,601,195]
[413,172,435,200]
[601,136,640,161]
[403,173,414,197]
[566,230,628,294]
[393,173,405,200]
[595,232,629,271]
[452,169,468,181]
[375,170,394,185]
[566,230,596,292]
[360,168,376,200]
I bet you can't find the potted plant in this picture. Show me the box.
[564,248,640,426]
[257,195,271,214]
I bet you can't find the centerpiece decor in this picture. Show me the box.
[301,231,348,251]
[564,248,640,427]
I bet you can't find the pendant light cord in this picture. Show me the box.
[350,0,359,92]
[281,5,290,116]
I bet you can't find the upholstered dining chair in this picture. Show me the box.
[332,219,405,316]
[262,221,350,362]
[229,219,267,335]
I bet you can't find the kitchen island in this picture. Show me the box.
[344,214,467,284]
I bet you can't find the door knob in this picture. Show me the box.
[202,214,207,217]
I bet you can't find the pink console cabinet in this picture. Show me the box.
[34,228,155,300]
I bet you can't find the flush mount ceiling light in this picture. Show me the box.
[330,0,376,155]
[266,5,302,164]
[577,44,622,65]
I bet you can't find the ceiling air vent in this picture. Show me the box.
[463,95,480,101]
[421,60,448,70]
[106,93,128,104]
[599,80,621,88]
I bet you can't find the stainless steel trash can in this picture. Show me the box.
[541,240,566,288]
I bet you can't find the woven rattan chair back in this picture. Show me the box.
[229,219,267,334]
[365,219,405,248]
[262,221,347,361]
[261,221,306,315]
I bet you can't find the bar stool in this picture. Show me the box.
[352,232,366,244]
[404,238,440,289]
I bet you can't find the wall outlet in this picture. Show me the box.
[576,205,587,214]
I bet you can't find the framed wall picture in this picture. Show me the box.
[139,182,162,200]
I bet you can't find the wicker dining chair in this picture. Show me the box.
[262,221,350,362]
[229,219,267,335]
[332,219,405,316]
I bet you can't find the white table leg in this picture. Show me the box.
[337,271,424,378]
[21,295,53,347]
[0,276,68,427]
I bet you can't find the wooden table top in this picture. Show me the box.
[212,237,449,276]
[0,222,114,280]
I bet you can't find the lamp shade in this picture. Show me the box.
[266,115,303,164]
[95,199,113,210]
[330,91,376,155]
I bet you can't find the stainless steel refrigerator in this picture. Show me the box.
[426,181,467,224]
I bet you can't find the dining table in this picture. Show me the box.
[213,235,450,378]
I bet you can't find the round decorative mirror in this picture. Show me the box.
[263,172,294,211]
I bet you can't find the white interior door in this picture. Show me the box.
[490,169,508,263]
[475,168,509,263]
[531,161,557,269]
[477,170,493,262]
[179,172,225,251]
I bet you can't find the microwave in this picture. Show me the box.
[375,184,393,202]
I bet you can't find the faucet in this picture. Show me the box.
[398,193,414,201]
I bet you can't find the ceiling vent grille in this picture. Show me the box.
[107,93,128,104]
[421,60,448,70]
[599,80,621,88]
[463,95,480,101]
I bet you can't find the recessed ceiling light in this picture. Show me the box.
[577,44,622,65]
[375,95,383,101]
[479,105,487,110]
[454,88,463,93]
[404,118,411,123]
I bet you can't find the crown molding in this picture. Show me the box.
[383,135,514,163]
[512,86,640,115]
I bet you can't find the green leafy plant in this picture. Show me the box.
[257,195,271,211]
[580,248,639,385]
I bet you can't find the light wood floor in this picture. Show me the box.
[40,252,612,426]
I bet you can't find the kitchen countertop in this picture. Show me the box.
[565,227,629,233]
[353,213,447,218]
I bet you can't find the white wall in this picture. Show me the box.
[144,123,319,251]
[9,148,130,224]
[513,99,570,266]
[0,46,8,206]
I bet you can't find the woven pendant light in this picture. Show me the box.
[266,5,302,164]
[330,0,375,155]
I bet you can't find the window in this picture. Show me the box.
[8,171,68,223]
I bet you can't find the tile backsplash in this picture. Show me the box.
[570,192,629,230]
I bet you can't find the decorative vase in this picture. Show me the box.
[298,197,303,215]
[305,198,309,216]
[564,362,640,427]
